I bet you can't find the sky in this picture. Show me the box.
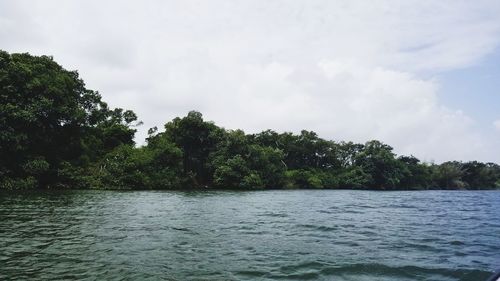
[1,0,500,163]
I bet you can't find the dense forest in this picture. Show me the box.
[1,50,499,190]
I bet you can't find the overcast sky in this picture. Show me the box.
[1,0,500,163]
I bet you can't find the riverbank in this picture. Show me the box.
[2,51,500,191]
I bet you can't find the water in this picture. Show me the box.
[0,190,499,281]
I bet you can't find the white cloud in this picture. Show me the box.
[1,0,500,162]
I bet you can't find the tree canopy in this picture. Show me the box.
[0,51,139,189]
[1,50,499,190]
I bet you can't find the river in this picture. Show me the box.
[1,190,499,280]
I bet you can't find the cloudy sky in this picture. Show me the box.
[1,0,500,163]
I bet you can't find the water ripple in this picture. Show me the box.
[0,190,499,280]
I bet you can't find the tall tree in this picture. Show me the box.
[0,50,138,189]
[160,111,224,186]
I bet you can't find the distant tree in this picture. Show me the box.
[336,166,372,189]
[337,141,365,169]
[213,155,251,188]
[2,50,499,191]
[157,111,224,186]
[284,169,324,189]
[461,161,500,189]
[250,129,281,148]
[354,140,408,189]
[398,155,432,189]
[246,144,286,188]
[96,142,182,190]
[432,161,465,189]
[211,130,286,189]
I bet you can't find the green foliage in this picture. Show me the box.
[0,177,37,190]
[0,50,138,189]
[336,167,372,189]
[246,145,286,187]
[241,173,264,189]
[461,161,500,189]
[432,161,465,189]
[159,111,224,186]
[22,157,50,175]
[253,130,341,171]
[210,130,286,189]
[354,140,408,189]
[284,170,323,189]
[1,50,499,191]
[95,143,182,190]
[397,156,432,189]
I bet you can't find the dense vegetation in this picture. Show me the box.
[1,51,499,190]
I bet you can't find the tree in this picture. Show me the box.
[0,50,138,189]
[213,155,251,188]
[354,140,408,189]
[461,161,500,189]
[96,141,183,190]
[2,50,499,190]
[246,144,286,188]
[398,155,432,189]
[284,169,324,189]
[432,161,465,189]
[210,130,286,189]
[157,111,224,187]
[336,166,372,189]
[337,141,364,168]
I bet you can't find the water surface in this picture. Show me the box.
[1,190,499,280]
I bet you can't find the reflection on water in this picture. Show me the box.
[0,190,499,280]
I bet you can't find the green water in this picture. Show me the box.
[1,190,499,280]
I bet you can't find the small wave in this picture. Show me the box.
[357,230,377,236]
[170,227,197,234]
[319,263,492,281]
[238,263,324,280]
[263,262,492,281]
[404,242,441,252]
[272,271,320,280]
[386,204,417,209]
[297,224,337,232]
[342,209,364,214]
[280,261,328,272]
[236,270,267,278]
[336,241,360,247]
[257,212,288,218]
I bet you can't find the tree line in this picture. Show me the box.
[1,50,499,190]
